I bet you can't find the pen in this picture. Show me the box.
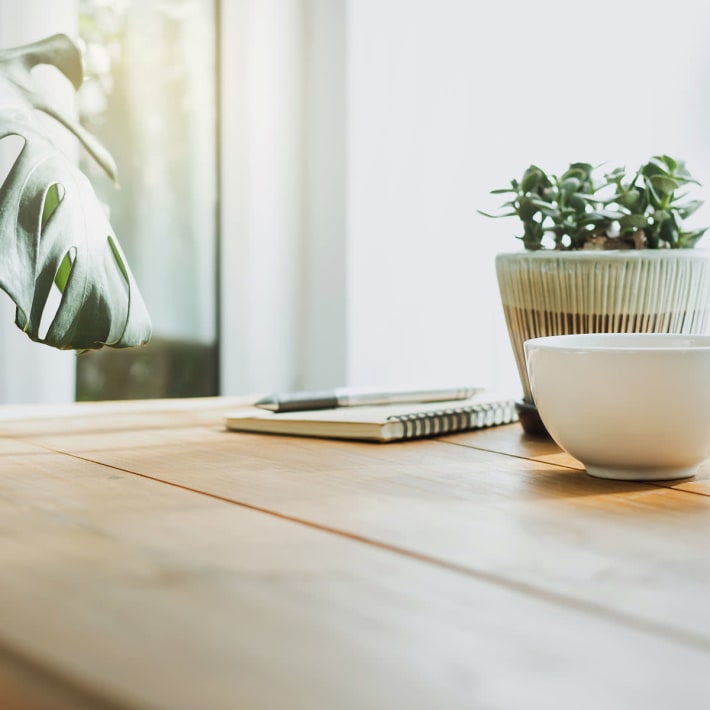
[254,386,483,413]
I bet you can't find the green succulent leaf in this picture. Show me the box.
[676,199,704,219]
[648,174,680,195]
[675,163,699,184]
[520,165,549,193]
[659,217,679,246]
[614,188,642,211]
[0,34,151,350]
[560,177,581,198]
[526,197,560,218]
[604,166,626,183]
[477,209,518,219]
[565,195,584,214]
[479,154,706,250]
[656,154,677,172]
[583,209,625,222]
[642,157,670,177]
[619,214,649,231]
[679,228,709,247]
[653,209,670,224]
[563,163,594,184]
[517,196,539,221]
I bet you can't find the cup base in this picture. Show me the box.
[585,464,697,482]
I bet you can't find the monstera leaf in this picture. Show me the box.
[0,33,150,350]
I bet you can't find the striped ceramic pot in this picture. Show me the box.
[496,249,710,435]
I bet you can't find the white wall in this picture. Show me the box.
[346,0,506,390]
[0,0,78,404]
[344,0,710,394]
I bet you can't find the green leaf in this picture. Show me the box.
[648,174,680,195]
[0,34,151,350]
[582,209,625,222]
[563,163,594,182]
[619,214,649,230]
[527,197,560,218]
[659,217,679,246]
[517,196,539,221]
[490,155,706,251]
[477,209,518,219]
[520,165,549,193]
[673,161,697,183]
[614,189,641,211]
[576,193,601,203]
[679,228,708,247]
[643,157,671,177]
[659,154,678,172]
[676,199,703,219]
[604,166,626,183]
[653,209,670,225]
[567,194,586,213]
[560,177,580,199]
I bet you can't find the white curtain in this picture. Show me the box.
[0,1,78,403]
[220,0,348,395]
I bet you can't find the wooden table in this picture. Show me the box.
[1,397,709,709]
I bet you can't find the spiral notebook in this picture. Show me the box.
[224,392,518,442]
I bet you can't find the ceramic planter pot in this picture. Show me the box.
[496,250,710,435]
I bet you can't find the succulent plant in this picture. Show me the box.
[481,155,707,250]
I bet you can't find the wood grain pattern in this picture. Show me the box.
[11,404,710,646]
[2,400,710,708]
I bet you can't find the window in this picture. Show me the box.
[76,0,219,400]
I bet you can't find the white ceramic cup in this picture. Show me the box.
[524,333,710,481]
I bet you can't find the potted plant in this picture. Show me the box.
[482,155,710,435]
[0,33,150,353]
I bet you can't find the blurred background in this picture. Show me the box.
[1,0,709,403]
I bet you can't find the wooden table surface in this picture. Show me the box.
[1,396,709,709]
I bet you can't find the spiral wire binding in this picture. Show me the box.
[387,401,517,440]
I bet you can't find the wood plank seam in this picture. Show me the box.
[23,442,710,658]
